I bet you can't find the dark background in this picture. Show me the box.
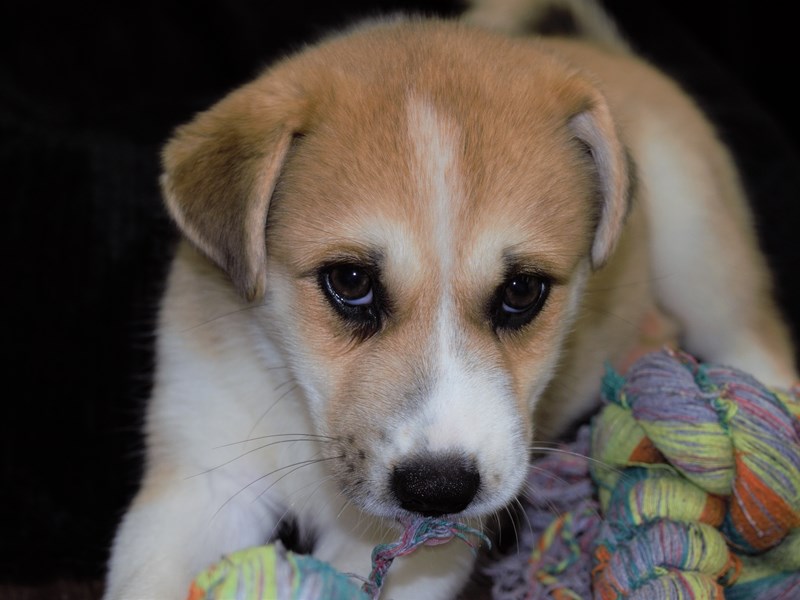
[2,1,799,597]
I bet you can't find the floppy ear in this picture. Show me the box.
[161,73,307,301]
[568,93,632,269]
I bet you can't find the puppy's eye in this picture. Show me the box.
[502,274,544,312]
[493,273,550,331]
[328,265,373,305]
[319,263,384,339]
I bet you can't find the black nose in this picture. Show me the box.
[391,453,481,517]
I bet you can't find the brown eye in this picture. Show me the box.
[493,273,550,331]
[319,263,386,340]
[328,265,373,305]
[502,274,544,312]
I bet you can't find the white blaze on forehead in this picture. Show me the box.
[407,97,464,404]
[406,96,462,278]
[402,97,524,475]
[406,95,464,341]
[406,97,464,429]
[406,93,477,370]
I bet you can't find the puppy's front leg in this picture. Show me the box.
[103,469,277,600]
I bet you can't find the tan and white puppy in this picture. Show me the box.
[104,0,798,598]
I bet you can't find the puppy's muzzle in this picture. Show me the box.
[391,453,481,517]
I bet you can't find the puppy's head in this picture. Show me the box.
[162,20,630,520]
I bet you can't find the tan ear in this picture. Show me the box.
[568,95,632,269]
[160,74,306,301]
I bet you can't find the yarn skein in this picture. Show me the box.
[591,348,800,599]
[489,348,799,599]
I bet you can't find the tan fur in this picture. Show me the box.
[534,38,797,436]
[105,10,797,600]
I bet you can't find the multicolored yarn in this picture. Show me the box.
[187,516,489,600]
[491,348,800,599]
[591,348,800,598]
[487,425,601,600]
[186,544,368,600]
[364,516,490,598]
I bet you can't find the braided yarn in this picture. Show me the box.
[591,348,800,598]
[364,517,489,598]
[490,348,800,599]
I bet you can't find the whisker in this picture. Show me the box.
[266,473,339,544]
[543,491,564,521]
[283,467,339,506]
[524,460,606,522]
[352,505,372,540]
[489,509,500,539]
[336,496,352,521]
[528,445,623,475]
[213,456,341,519]
[525,463,576,490]
[189,438,332,479]
[214,432,336,449]
[254,456,344,504]
[273,378,296,393]
[179,303,269,333]
[509,499,526,555]
[246,383,302,439]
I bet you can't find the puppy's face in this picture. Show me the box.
[266,93,600,519]
[162,21,630,520]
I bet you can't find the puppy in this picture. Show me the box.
[104,0,798,598]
